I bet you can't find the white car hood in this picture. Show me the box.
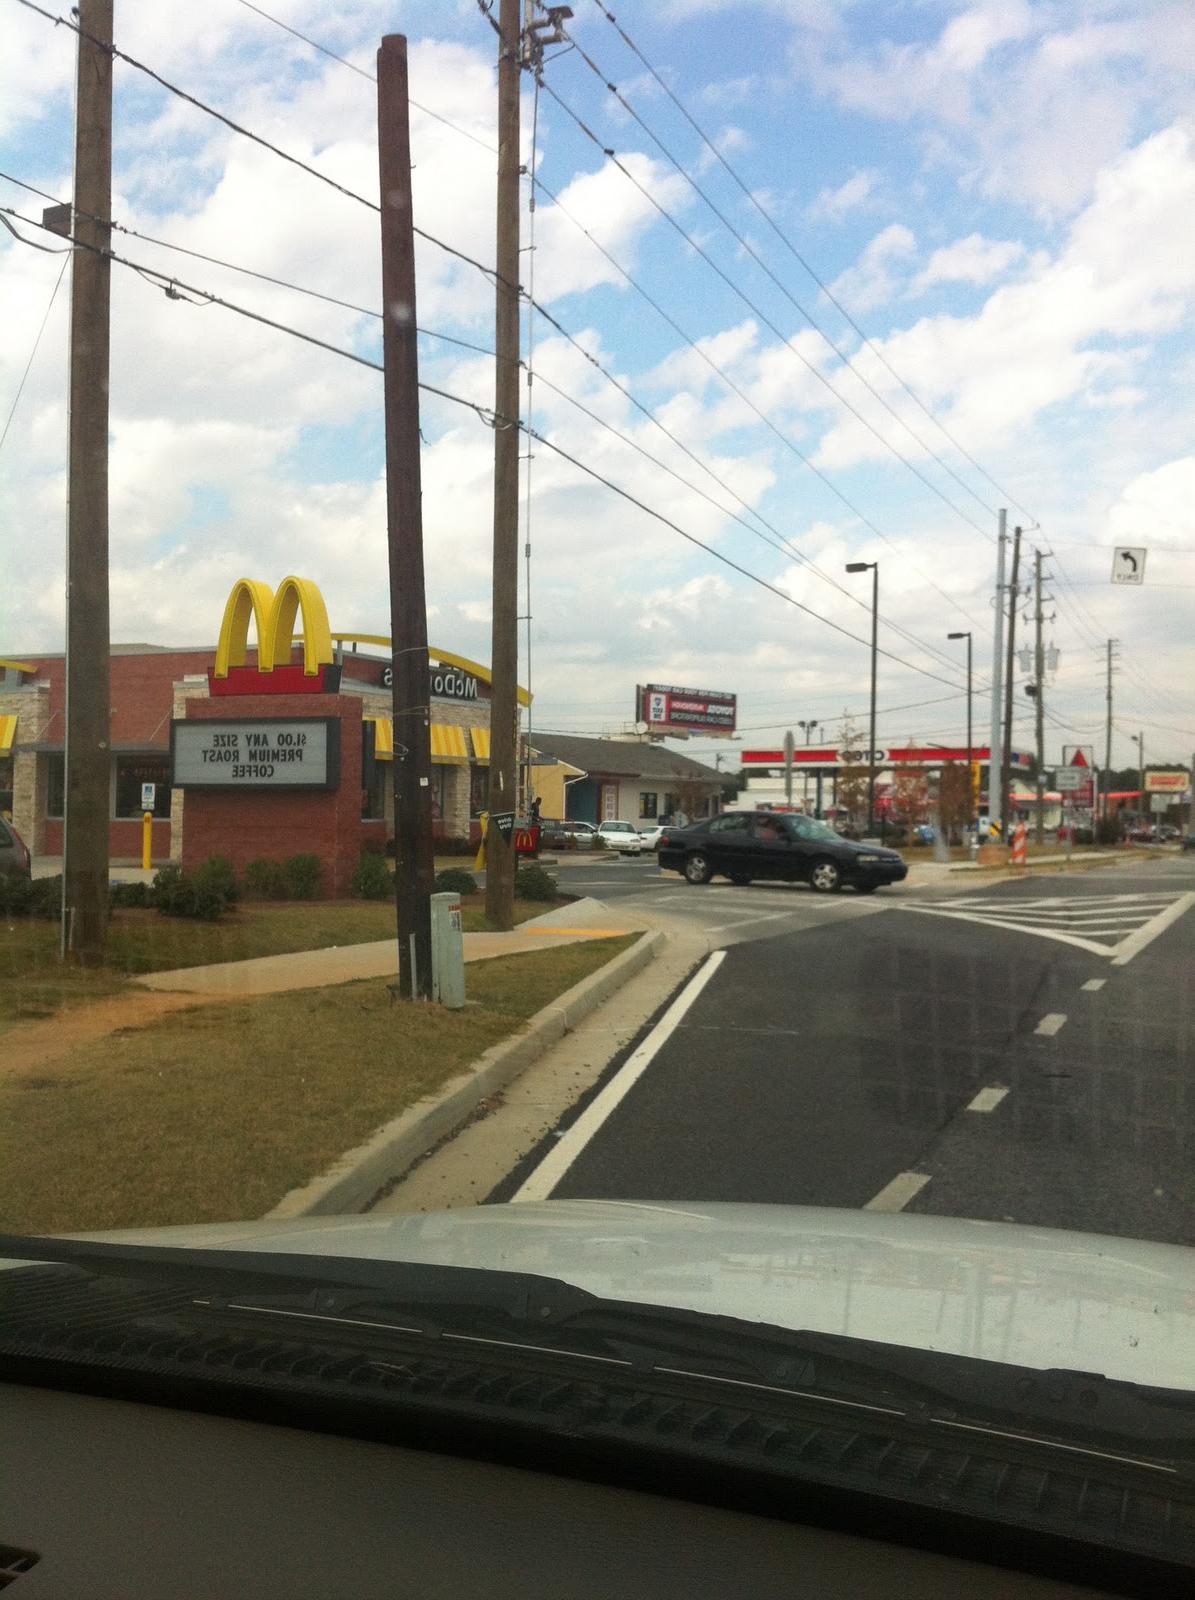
[61,1201,1195,1392]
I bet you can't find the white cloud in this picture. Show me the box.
[913,232,1025,292]
[1106,457,1195,548]
[827,223,917,315]
[807,169,878,223]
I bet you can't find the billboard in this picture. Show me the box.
[638,683,736,737]
[1144,771,1189,793]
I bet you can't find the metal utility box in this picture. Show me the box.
[431,891,465,1009]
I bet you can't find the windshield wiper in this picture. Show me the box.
[2,1233,1192,1464]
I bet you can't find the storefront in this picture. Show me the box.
[529,733,725,825]
[1,578,540,885]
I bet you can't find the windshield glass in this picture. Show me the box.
[2,0,1195,1557]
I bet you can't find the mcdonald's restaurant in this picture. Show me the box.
[0,577,542,897]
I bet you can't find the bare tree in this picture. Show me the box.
[834,715,869,824]
[937,761,971,841]
[889,737,930,824]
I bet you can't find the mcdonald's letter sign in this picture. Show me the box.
[211,576,341,696]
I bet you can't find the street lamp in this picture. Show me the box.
[845,560,879,835]
[947,630,973,825]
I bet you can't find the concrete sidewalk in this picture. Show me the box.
[133,897,647,998]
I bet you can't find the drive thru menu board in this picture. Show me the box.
[171,719,339,790]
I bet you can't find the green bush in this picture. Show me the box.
[352,850,394,900]
[192,854,239,908]
[151,864,224,921]
[0,872,60,918]
[109,880,150,908]
[515,864,558,902]
[1095,815,1122,846]
[434,868,478,896]
[281,853,322,900]
[243,858,288,900]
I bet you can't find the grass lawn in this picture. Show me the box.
[0,934,638,1235]
[0,895,554,1031]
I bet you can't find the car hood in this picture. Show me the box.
[61,1201,1195,1391]
[839,839,903,859]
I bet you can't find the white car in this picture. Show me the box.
[596,820,643,855]
[637,820,666,849]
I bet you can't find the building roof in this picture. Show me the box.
[530,732,724,785]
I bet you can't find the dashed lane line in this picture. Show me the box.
[865,1172,931,1212]
[1081,978,1106,992]
[967,1086,1009,1113]
[1035,1013,1068,1037]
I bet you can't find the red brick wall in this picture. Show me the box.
[181,694,365,898]
[41,818,171,862]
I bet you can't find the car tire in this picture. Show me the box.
[809,858,843,894]
[684,852,713,885]
[729,873,752,886]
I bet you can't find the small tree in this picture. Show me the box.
[889,738,930,824]
[937,760,971,842]
[834,716,870,825]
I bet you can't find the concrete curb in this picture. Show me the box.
[265,928,665,1220]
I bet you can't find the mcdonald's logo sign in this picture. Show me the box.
[211,576,340,696]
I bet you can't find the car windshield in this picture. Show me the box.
[3,2,1195,1578]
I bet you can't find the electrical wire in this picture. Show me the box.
[0,251,68,455]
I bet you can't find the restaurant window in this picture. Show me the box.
[360,724,388,820]
[469,766,489,818]
[0,755,12,820]
[46,753,65,819]
[639,792,658,819]
[114,755,171,819]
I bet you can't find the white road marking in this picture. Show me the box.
[967,1086,1009,1113]
[1110,891,1195,966]
[702,909,804,933]
[510,950,727,1203]
[1035,1013,1068,1037]
[864,1171,931,1212]
[1081,978,1106,992]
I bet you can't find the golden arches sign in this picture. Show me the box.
[214,576,334,678]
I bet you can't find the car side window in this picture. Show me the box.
[751,816,788,843]
[709,815,748,833]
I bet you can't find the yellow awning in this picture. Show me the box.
[470,727,490,762]
[366,717,394,760]
[0,714,17,753]
[431,723,470,765]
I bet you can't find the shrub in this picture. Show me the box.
[434,867,477,896]
[243,858,288,900]
[192,854,239,908]
[1095,815,1122,846]
[151,864,224,921]
[0,872,49,917]
[352,850,394,900]
[109,880,150,909]
[281,853,322,900]
[515,864,557,902]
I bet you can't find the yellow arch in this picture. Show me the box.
[260,575,333,676]
[214,579,276,676]
[331,633,532,707]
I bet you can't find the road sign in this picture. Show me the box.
[1112,547,1146,584]
[1055,767,1084,792]
[140,782,156,810]
[1145,771,1187,792]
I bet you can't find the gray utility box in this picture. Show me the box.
[431,891,465,1009]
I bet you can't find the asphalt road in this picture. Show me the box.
[491,853,1195,1246]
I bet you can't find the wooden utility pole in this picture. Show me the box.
[1032,549,1046,844]
[378,32,434,999]
[1104,639,1117,816]
[485,0,523,930]
[61,0,114,964]
[999,524,1023,835]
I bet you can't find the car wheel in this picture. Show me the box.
[854,882,878,895]
[729,873,752,886]
[684,852,713,885]
[809,858,843,894]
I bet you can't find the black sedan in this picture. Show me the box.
[658,810,908,893]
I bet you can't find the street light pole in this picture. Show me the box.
[948,630,973,824]
[846,561,879,835]
[797,719,818,812]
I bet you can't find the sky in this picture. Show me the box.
[2,0,1194,774]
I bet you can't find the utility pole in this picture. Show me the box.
[1000,524,1023,836]
[987,510,1007,835]
[378,32,434,999]
[61,0,114,965]
[1104,639,1117,816]
[1136,731,1145,821]
[485,0,523,931]
[1032,549,1046,844]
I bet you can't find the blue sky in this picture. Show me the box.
[2,0,1194,769]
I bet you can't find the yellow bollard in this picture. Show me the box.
[473,811,488,874]
[142,810,153,871]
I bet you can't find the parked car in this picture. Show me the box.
[541,819,599,850]
[659,810,907,893]
[0,816,32,879]
[596,820,643,855]
[637,820,666,849]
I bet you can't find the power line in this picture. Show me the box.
[558,15,1004,529]
[0,251,68,455]
[583,0,1039,527]
[2,201,968,693]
